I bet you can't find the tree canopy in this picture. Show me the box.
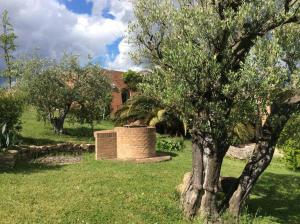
[130,0,300,219]
[21,54,112,133]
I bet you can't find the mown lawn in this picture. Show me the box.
[0,109,299,223]
[20,107,114,145]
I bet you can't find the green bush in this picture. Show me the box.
[157,137,184,152]
[0,89,23,150]
[282,141,300,171]
[278,113,300,170]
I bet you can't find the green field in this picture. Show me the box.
[0,109,299,223]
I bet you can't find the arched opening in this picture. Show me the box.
[121,89,130,104]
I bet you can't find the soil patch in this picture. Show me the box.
[33,155,82,165]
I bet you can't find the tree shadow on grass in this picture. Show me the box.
[19,136,62,146]
[247,172,300,223]
[0,162,64,174]
[64,127,94,137]
[156,151,178,157]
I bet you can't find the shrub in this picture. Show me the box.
[157,137,184,152]
[278,113,300,170]
[282,141,300,171]
[0,89,23,150]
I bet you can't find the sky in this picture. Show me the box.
[0,0,138,71]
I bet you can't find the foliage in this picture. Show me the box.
[130,0,299,140]
[0,89,22,150]
[130,0,300,217]
[232,123,256,145]
[283,146,300,171]
[69,61,112,129]
[157,137,184,152]
[0,9,17,88]
[0,123,10,150]
[278,113,300,170]
[123,70,143,91]
[21,54,112,133]
[114,95,185,135]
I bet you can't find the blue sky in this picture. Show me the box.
[58,0,122,67]
[1,0,135,71]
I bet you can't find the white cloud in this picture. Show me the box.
[0,0,137,69]
[107,37,142,71]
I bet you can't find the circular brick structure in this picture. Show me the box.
[115,126,156,160]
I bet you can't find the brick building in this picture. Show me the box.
[103,70,134,113]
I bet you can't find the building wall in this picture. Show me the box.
[103,70,134,114]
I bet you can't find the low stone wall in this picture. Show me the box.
[0,150,18,169]
[17,143,95,161]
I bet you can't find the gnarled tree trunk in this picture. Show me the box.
[180,96,300,219]
[180,130,229,219]
[227,99,297,216]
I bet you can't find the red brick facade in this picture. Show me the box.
[103,70,134,113]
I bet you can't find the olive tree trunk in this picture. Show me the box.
[50,105,71,134]
[180,96,300,219]
[181,131,229,219]
[228,101,293,216]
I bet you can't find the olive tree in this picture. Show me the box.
[130,0,300,219]
[0,10,17,88]
[24,54,112,133]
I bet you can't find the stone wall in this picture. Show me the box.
[0,150,18,169]
[16,143,94,162]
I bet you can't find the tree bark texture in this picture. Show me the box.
[180,96,300,219]
[50,105,71,134]
[228,101,295,216]
[181,131,229,219]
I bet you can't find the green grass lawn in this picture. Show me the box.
[20,107,114,145]
[0,109,299,223]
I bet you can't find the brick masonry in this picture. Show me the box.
[94,127,156,160]
[103,70,135,113]
[115,127,156,160]
[94,130,117,159]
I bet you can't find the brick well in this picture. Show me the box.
[94,130,117,160]
[115,127,156,160]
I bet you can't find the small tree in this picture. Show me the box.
[130,0,300,219]
[0,10,17,88]
[24,54,112,133]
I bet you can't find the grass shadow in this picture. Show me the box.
[63,127,94,137]
[248,172,300,223]
[0,161,64,174]
[156,150,178,157]
[18,136,62,145]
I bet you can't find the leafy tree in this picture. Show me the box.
[0,10,17,88]
[70,61,112,131]
[123,70,143,91]
[23,54,112,133]
[130,0,300,219]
